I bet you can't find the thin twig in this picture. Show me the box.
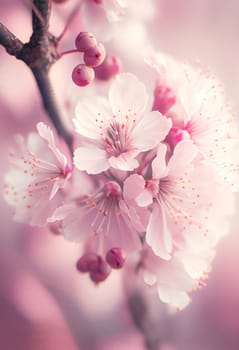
[57,2,82,42]
[23,0,45,25]
[30,0,51,44]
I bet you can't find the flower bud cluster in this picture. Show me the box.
[72,32,105,87]
[76,248,125,283]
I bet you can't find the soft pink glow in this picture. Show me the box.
[1,0,239,349]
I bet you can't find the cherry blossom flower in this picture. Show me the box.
[140,185,235,310]
[146,53,239,191]
[73,73,171,174]
[124,140,216,260]
[141,244,198,310]
[49,180,144,256]
[4,123,72,226]
[174,185,235,280]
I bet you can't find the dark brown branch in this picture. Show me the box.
[0,23,24,57]
[33,68,72,146]
[30,0,51,44]
[0,0,72,149]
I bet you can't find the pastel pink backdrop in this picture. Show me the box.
[0,1,239,349]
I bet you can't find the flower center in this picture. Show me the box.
[145,179,159,198]
[104,121,128,156]
[166,126,190,147]
[77,181,122,237]
[104,181,122,198]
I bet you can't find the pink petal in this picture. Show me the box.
[109,73,148,118]
[74,96,112,140]
[146,203,172,260]
[63,212,94,242]
[131,111,172,152]
[49,203,75,222]
[49,204,92,242]
[123,174,145,201]
[109,153,139,171]
[17,193,61,226]
[136,189,153,207]
[74,147,109,174]
[49,181,60,200]
[167,139,198,174]
[154,257,197,309]
[29,200,59,226]
[119,199,146,233]
[37,122,67,169]
[122,175,150,230]
[152,143,168,179]
[157,286,191,309]
[102,208,141,253]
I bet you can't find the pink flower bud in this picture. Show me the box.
[76,253,99,273]
[94,55,121,81]
[106,248,126,269]
[83,43,106,68]
[152,85,176,114]
[77,254,111,283]
[89,257,111,283]
[72,64,95,87]
[75,32,97,52]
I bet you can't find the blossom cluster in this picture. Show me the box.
[4,52,239,309]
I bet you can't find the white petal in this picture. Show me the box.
[37,122,67,169]
[109,73,148,118]
[49,182,60,200]
[74,147,109,174]
[136,189,153,207]
[157,285,191,310]
[167,140,197,174]
[131,111,172,152]
[49,204,92,242]
[146,203,172,260]
[49,203,75,222]
[123,174,145,200]
[74,96,112,140]
[152,143,168,179]
[109,153,138,171]
[63,212,93,242]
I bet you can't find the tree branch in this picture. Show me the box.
[0,0,73,149]
[0,23,24,57]
[33,68,72,146]
[128,291,162,350]
[30,0,51,44]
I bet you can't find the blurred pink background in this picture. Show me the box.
[1,1,239,349]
